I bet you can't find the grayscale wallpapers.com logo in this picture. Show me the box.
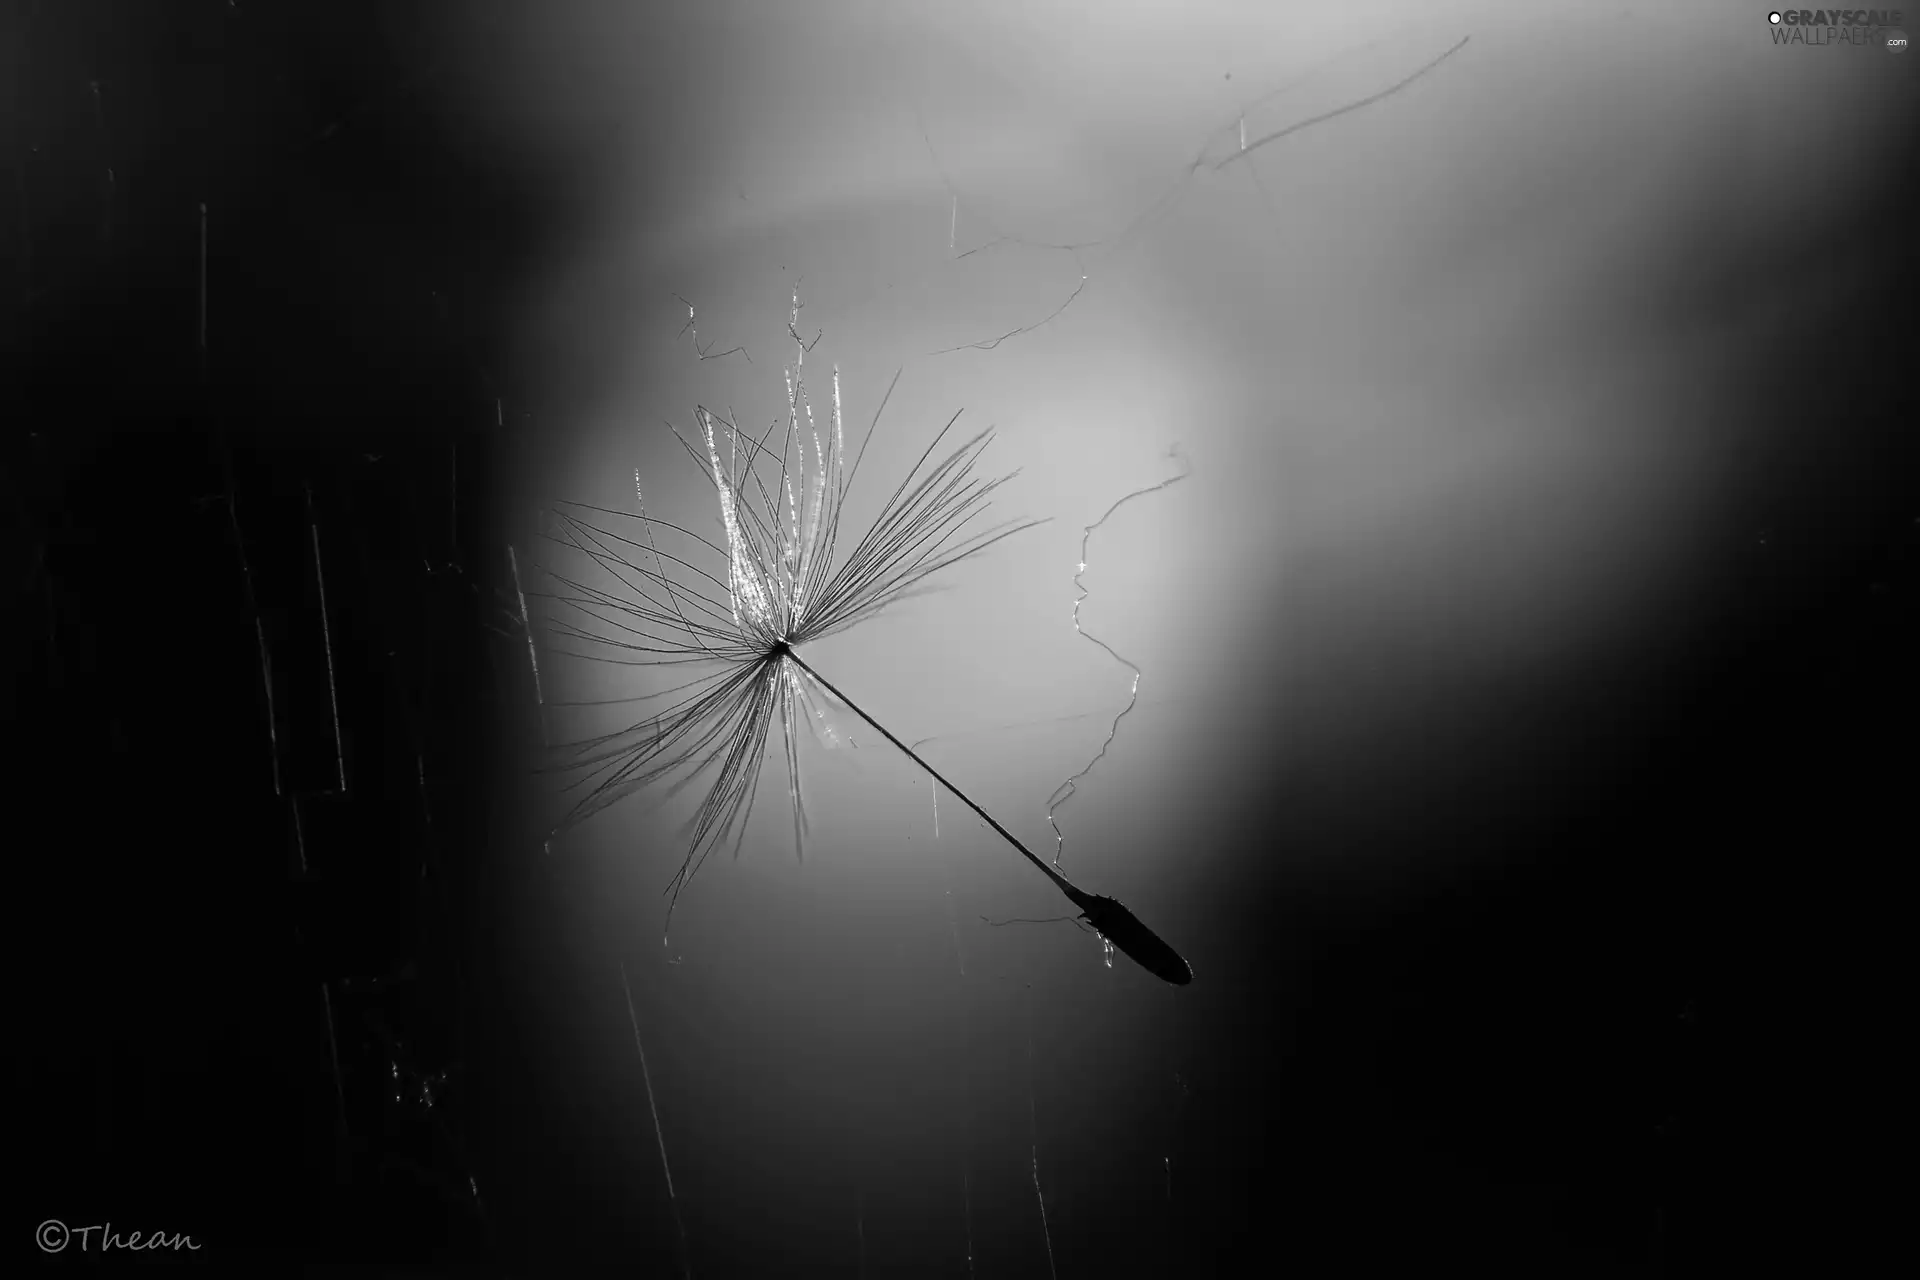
[1769,8,1909,49]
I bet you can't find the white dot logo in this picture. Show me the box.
[1769,10,1782,21]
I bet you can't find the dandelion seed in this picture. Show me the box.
[540,293,1192,985]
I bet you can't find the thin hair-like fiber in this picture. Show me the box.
[620,962,691,1280]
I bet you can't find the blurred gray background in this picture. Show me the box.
[454,0,1914,1274]
[12,0,1913,1275]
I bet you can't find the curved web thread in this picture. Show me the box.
[1046,445,1192,874]
[912,35,1472,357]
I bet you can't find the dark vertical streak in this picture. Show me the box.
[1028,1034,1057,1280]
[87,76,111,245]
[198,203,207,378]
[856,1190,866,1280]
[448,439,458,567]
[507,543,546,743]
[307,485,347,793]
[944,887,966,979]
[416,753,431,827]
[321,981,348,1173]
[1164,1064,1190,1267]
[255,618,282,796]
[15,164,28,309]
[225,476,281,795]
[42,551,59,686]
[7,3,36,310]
[620,962,691,1280]
[291,794,307,874]
[962,1170,976,1279]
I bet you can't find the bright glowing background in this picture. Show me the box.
[428,0,1911,1268]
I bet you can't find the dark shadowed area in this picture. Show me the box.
[10,1,1916,1275]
